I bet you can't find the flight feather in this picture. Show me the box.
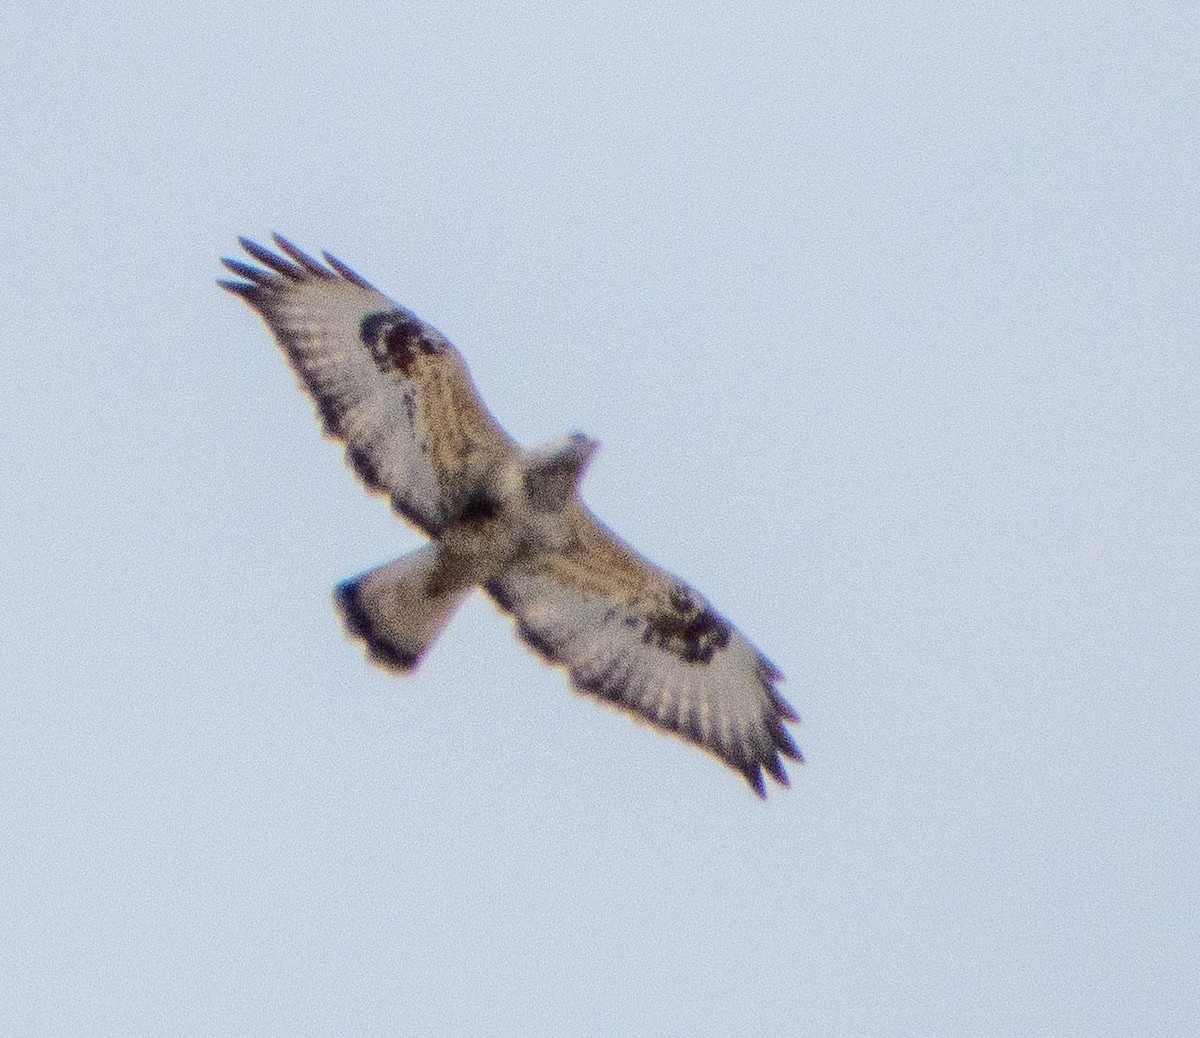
[221,236,801,796]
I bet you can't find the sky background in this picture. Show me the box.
[2,1,1197,1034]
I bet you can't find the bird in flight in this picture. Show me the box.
[219,235,801,795]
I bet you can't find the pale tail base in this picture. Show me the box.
[335,546,470,671]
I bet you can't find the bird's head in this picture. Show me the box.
[524,432,600,511]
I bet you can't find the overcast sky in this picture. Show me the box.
[2,2,1197,1034]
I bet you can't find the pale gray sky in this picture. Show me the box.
[2,1,1197,1034]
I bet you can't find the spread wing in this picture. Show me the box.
[486,506,801,796]
[219,235,517,535]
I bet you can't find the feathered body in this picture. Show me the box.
[220,236,801,796]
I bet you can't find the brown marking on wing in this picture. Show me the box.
[642,604,732,664]
[359,311,439,376]
[220,235,519,531]
[408,350,515,480]
[484,527,801,796]
[533,505,675,611]
[545,521,734,665]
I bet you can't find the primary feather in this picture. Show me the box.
[220,235,801,796]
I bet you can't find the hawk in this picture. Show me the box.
[220,235,801,795]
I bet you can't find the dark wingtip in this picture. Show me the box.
[759,654,785,684]
[219,234,385,313]
[745,766,767,799]
[761,753,791,788]
[220,256,281,286]
[322,250,377,290]
[333,580,420,673]
[271,233,333,277]
[237,236,306,280]
[779,737,804,764]
[217,278,262,302]
[766,680,800,723]
[768,712,804,762]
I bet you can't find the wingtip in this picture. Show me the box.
[746,767,768,799]
[216,277,261,302]
[220,256,279,285]
[757,708,802,768]
[321,250,377,290]
[236,235,306,280]
[761,753,792,789]
[758,653,786,685]
[768,685,800,724]
[271,233,333,277]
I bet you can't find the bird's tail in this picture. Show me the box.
[334,546,472,671]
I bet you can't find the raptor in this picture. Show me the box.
[220,235,801,795]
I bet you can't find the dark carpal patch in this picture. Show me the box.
[643,590,732,664]
[360,310,442,376]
